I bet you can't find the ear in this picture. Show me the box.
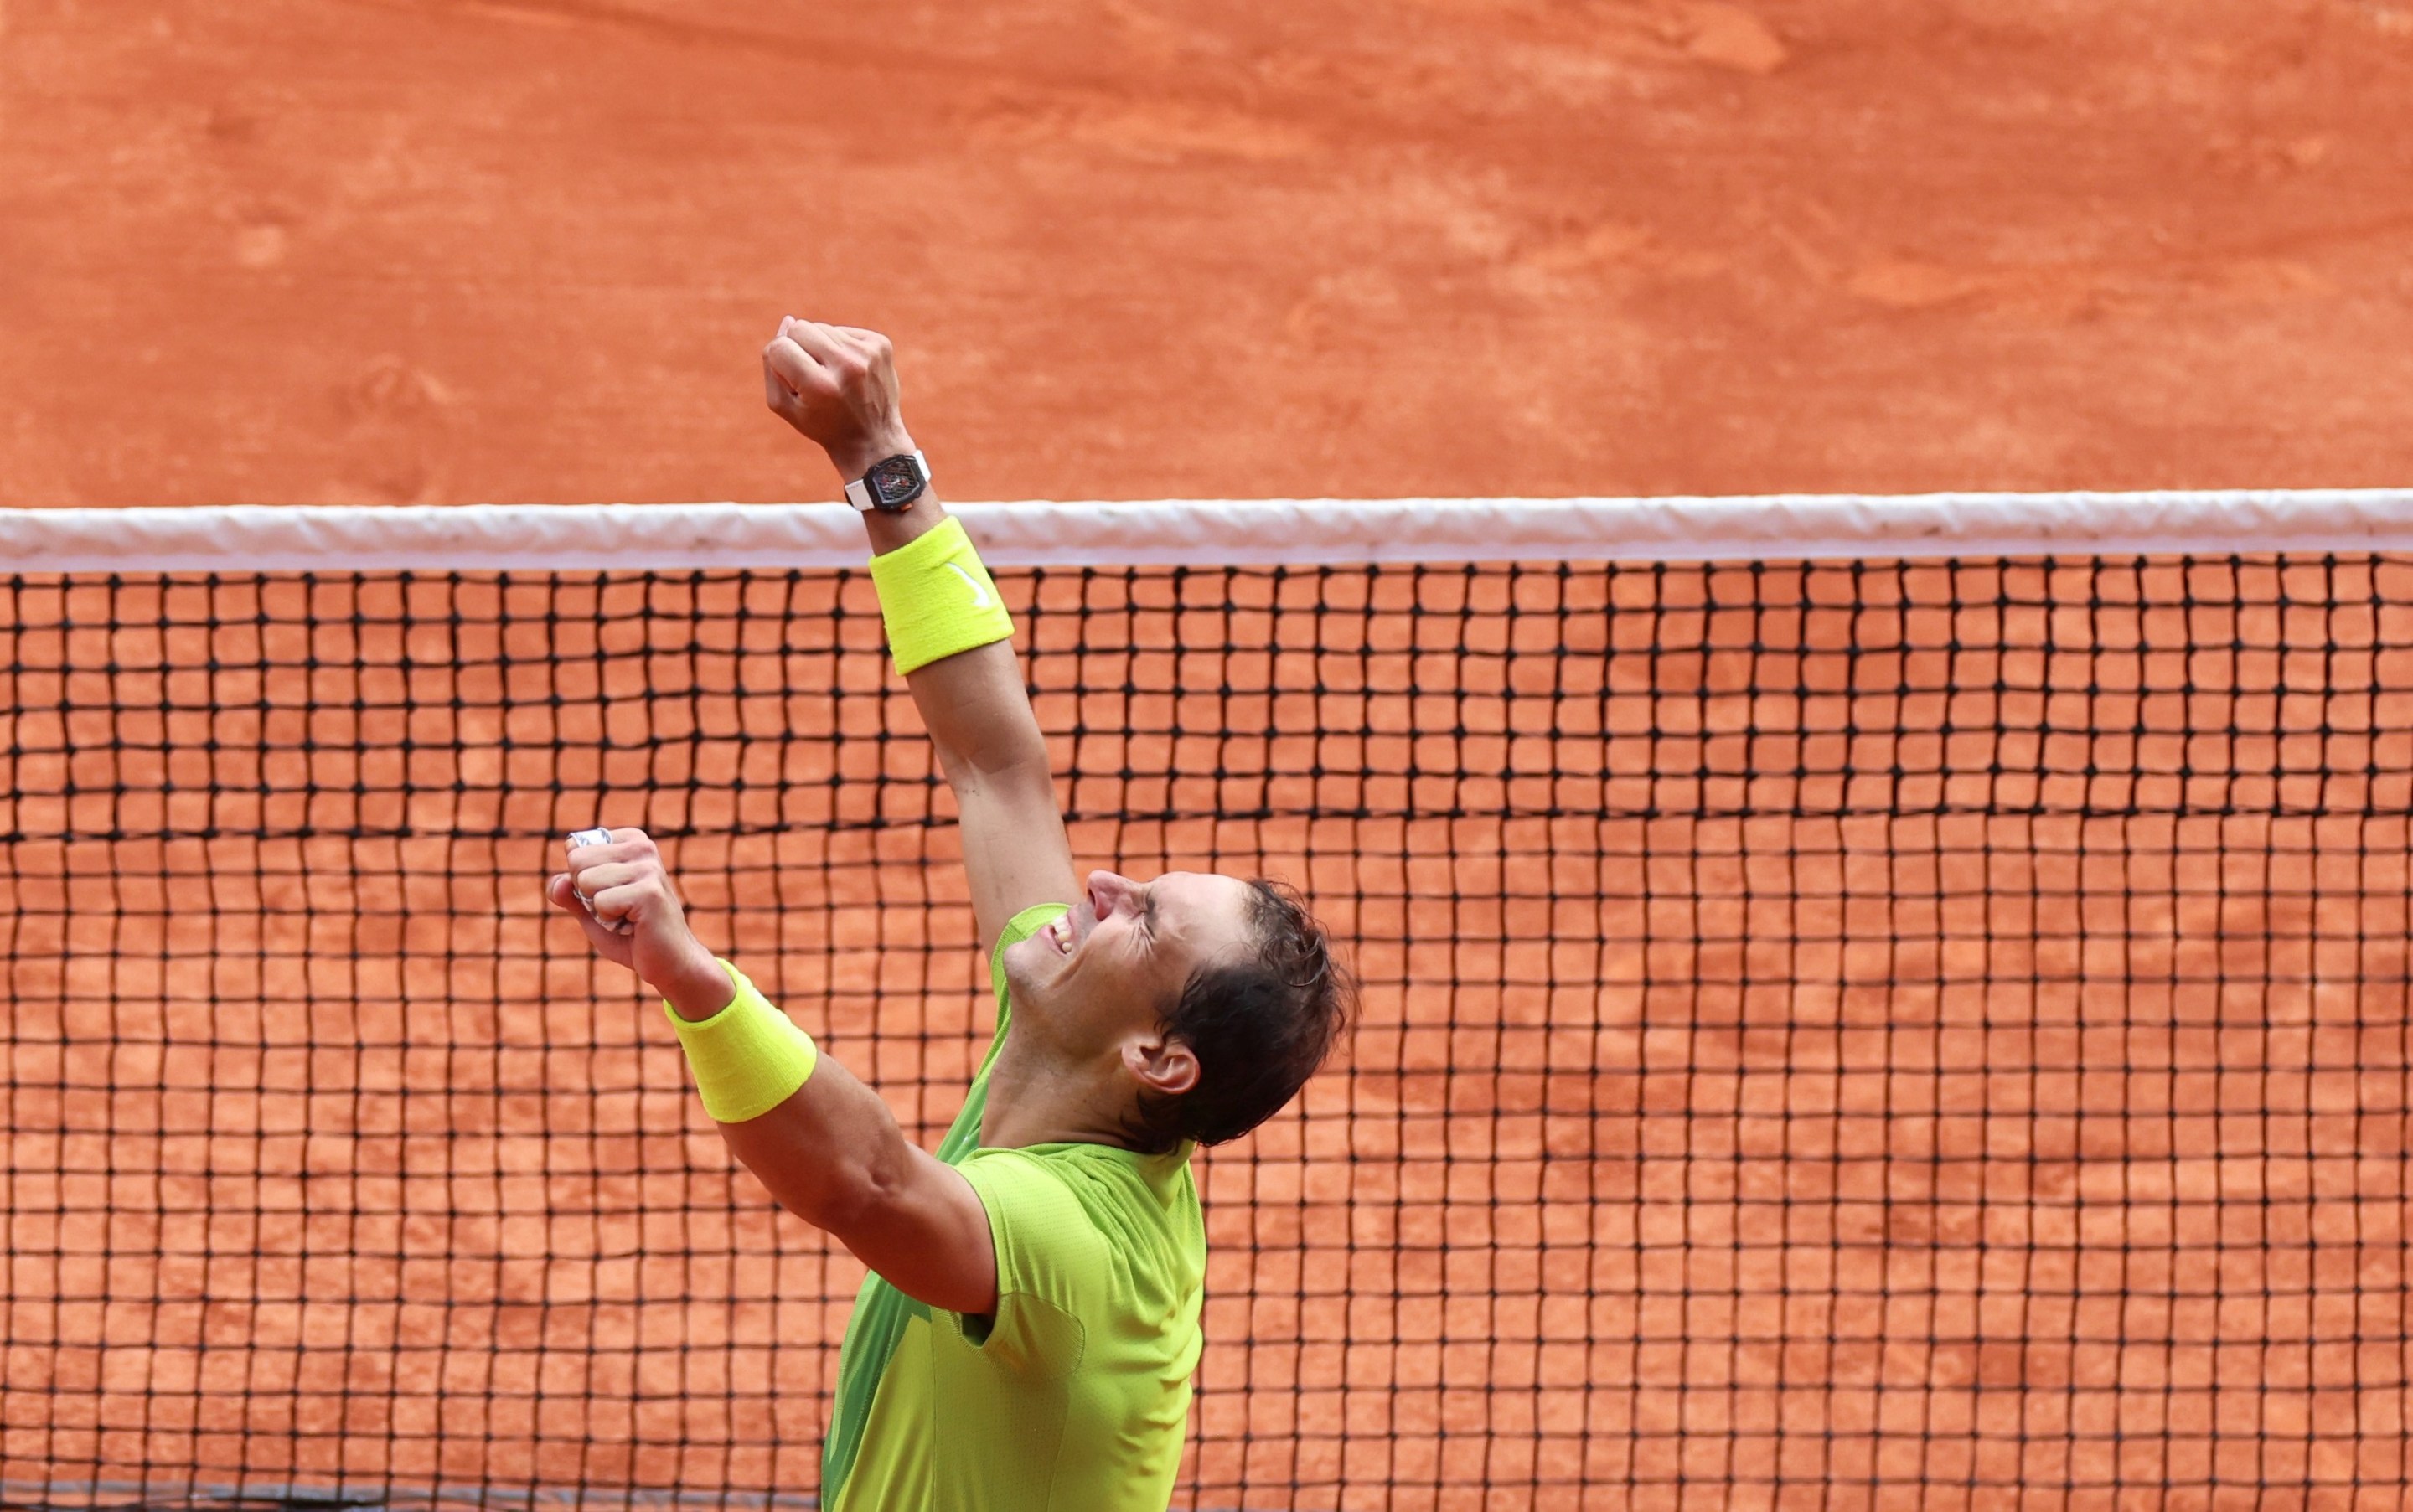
[1121,1035,1200,1098]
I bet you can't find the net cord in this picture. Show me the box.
[6,489,2410,570]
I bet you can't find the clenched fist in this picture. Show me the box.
[549,828,735,1019]
[762,316,915,482]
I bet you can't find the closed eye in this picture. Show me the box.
[1141,888,1160,942]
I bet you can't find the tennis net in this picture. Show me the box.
[3,494,2410,1510]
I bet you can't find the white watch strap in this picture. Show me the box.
[844,451,931,512]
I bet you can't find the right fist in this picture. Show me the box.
[762,316,914,481]
[548,828,731,1016]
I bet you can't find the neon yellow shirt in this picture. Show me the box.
[820,903,1206,1512]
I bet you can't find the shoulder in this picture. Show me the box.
[949,1146,1204,1376]
[959,1146,1201,1298]
[957,1147,1105,1265]
[955,1146,1145,1264]
[960,1143,1188,1210]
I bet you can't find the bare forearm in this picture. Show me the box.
[762,317,1077,946]
[911,649,1051,785]
[759,320,1048,774]
[550,828,992,1310]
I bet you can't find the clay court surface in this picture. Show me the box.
[3,3,2413,1510]
[6,1,2413,503]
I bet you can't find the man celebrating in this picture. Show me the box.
[548,318,1354,1511]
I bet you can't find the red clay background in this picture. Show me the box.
[6,6,2413,1512]
[5,0,2413,506]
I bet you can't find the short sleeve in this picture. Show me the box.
[953,1148,1104,1379]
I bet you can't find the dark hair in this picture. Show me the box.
[1124,879,1356,1153]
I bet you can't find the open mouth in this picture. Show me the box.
[1046,897,1098,958]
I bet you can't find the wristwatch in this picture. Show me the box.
[845,451,933,513]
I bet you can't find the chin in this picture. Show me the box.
[1000,935,1057,1007]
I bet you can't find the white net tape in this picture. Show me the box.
[5,490,2410,570]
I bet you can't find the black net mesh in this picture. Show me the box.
[2,557,2410,1509]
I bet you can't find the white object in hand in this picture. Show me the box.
[566,828,633,934]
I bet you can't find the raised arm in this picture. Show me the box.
[762,317,1078,957]
[550,833,997,1314]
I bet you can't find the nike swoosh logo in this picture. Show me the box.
[945,561,992,610]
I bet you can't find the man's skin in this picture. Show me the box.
[545,317,1259,1320]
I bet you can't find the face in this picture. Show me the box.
[1002,870,1259,1056]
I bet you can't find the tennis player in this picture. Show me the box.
[547,317,1354,1511]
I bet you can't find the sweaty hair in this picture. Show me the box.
[1124,879,1356,1153]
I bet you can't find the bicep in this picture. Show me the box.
[712,1057,998,1316]
[831,1150,999,1318]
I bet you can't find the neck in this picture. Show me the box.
[978,1030,1144,1150]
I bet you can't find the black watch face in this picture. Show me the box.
[866,455,927,510]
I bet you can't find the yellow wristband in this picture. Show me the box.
[866,515,1015,675]
[664,961,819,1123]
